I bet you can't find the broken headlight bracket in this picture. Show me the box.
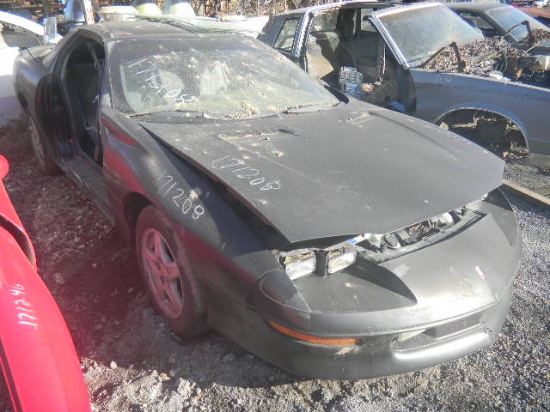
[279,197,487,280]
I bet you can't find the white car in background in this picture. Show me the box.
[0,11,60,126]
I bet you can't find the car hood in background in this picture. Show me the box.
[142,104,504,243]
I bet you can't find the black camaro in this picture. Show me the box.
[14,18,521,379]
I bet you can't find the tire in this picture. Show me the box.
[135,205,207,339]
[27,115,61,176]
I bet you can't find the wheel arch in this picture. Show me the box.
[122,192,152,247]
[133,202,209,338]
[434,105,530,151]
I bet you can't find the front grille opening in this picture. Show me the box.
[393,310,486,351]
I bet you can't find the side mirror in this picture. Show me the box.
[43,16,57,45]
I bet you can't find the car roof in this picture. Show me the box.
[448,3,510,12]
[275,0,383,16]
[75,17,242,42]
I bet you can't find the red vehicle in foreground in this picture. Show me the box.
[0,155,91,411]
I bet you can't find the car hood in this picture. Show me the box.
[141,103,504,243]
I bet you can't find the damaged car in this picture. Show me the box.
[14,18,521,379]
[0,11,61,125]
[258,1,550,156]
[449,3,550,59]
[449,2,550,41]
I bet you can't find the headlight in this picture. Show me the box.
[279,245,357,279]
[316,245,357,276]
[280,250,316,280]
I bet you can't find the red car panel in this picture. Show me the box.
[0,156,91,412]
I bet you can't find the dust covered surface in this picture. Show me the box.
[0,121,549,411]
[529,29,550,45]
[425,32,550,86]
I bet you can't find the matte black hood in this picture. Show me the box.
[142,103,504,243]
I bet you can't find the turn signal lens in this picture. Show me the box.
[267,320,359,346]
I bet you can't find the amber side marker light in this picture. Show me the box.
[267,320,359,346]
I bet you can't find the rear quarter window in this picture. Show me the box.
[274,18,300,51]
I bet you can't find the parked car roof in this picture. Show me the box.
[72,16,243,41]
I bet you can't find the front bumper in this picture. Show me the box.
[204,189,521,379]
[207,281,514,380]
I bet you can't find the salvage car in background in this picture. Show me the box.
[449,3,550,47]
[14,19,521,379]
[523,4,550,27]
[258,1,550,156]
[0,156,91,412]
[0,11,60,125]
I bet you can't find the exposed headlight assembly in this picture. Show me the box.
[279,250,316,280]
[279,245,357,280]
[316,245,357,276]
[279,196,488,280]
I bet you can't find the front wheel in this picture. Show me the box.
[135,205,207,339]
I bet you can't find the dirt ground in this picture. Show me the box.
[0,120,549,412]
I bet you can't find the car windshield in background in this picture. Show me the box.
[378,4,483,66]
[109,37,338,119]
[486,6,549,43]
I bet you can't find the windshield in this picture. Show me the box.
[487,6,549,43]
[109,36,338,118]
[377,4,483,66]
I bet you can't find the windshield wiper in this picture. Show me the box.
[283,102,338,114]
[129,110,226,120]
[421,41,466,72]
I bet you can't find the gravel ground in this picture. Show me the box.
[0,121,549,412]
[504,156,550,198]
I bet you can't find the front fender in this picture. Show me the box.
[410,69,550,155]
[100,108,281,304]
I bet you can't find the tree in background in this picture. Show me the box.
[189,0,329,16]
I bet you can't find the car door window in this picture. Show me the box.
[360,8,378,33]
[274,18,300,51]
[455,11,498,37]
[306,9,342,81]
[61,38,105,163]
